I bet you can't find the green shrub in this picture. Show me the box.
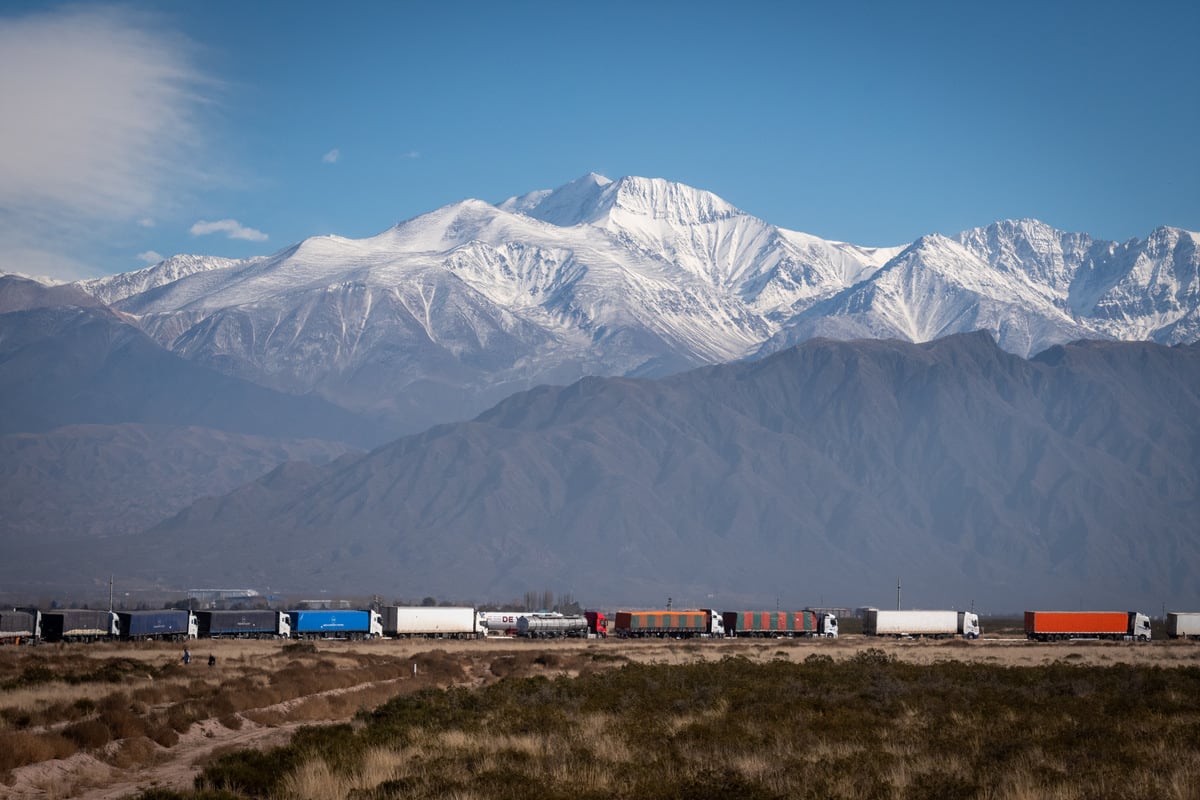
[196,747,294,797]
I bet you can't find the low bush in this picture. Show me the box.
[63,718,110,749]
[0,730,76,772]
[148,723,180,748]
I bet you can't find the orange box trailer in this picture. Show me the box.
[721,610,838,637]
[614,610,723,638]
[1023,611,1151,641]
[723,610,817,637]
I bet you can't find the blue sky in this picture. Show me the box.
[1,1,1198,280]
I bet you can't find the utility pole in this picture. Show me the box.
[108,575,113,612]
[896,578,901,611]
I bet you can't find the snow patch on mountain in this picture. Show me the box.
[955,220,1200,345]
[760,234,1097,357]
[80,254,254,306]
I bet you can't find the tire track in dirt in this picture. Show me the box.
[5,674,415,800]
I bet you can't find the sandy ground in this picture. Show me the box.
[5,634,1200,799]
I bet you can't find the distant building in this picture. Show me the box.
[809,606,857,619]
[296,599,352,610]
[187,589,262,608]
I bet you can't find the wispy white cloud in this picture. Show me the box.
[137,250,164,264]
[403,150,421,159]
[190,219,267,242]
[323,148,340,164]
[138,218,156,228]
[0,6,211,279]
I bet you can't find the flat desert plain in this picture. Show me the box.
[3,634,1198,799]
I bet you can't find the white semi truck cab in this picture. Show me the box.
[958,612,981,640]
[703,609,726,638]
[818,613,839,638]
[1131,612,1152,641]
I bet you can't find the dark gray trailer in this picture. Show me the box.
[0,609,40,643]
[196,610,290,638]
[41,610,119,642]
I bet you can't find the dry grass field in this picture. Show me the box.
[2,635,1199,799]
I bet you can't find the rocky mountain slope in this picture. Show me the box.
[25,333,1197,611]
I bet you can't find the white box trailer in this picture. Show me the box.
[1167,612,1200,640]
[382,606,485,638]
[863,609,980,639]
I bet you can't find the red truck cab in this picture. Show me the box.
[584,610,608,638]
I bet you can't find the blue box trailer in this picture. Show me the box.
[117,610,197,640]
[287,609,382,639]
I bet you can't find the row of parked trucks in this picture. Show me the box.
[5,607,1199,643]
[859,609,1167,641]
[0,607,602,642]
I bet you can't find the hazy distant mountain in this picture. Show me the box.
[0,301,369,570]
[0,424,356,542]
[32,333,1198,612]
[68,175,1200,436]
[0,304,379,444]
[0,273,103,313]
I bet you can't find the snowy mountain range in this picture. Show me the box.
[24,174,1200,436]
[4,175,1200,606]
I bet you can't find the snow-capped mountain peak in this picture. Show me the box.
[501,173,745,230]
[954,218,1094,295]
[497,172,612,226]
[598,176,744,227]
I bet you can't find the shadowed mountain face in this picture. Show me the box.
[0,274,103,314]
[0,303,369,569]
[0,305,380,446]
[26,332,1198,612]
[0,424,356,543]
